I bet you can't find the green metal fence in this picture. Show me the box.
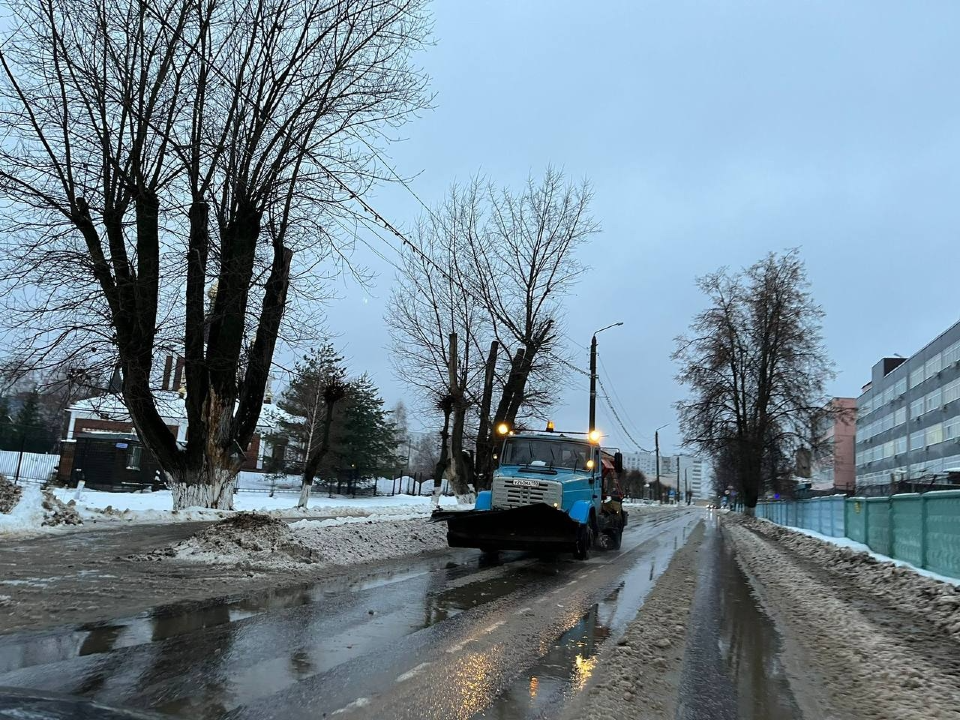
[755,490,960,580]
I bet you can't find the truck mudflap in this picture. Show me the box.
[432,503,581,553]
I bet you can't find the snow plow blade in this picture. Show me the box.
[432,503,580,553]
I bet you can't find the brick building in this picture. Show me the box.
[59,390,294,490]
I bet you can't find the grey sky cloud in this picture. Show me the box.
[316,0,960,454]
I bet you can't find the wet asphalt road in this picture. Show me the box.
[0,509,699,720]
[0,509,807,720]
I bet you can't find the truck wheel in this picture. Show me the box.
[573,524,593,560]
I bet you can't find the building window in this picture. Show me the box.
[910,430,925,451]
[910,398,925,418]
[127,446,142,470]
[894,407,906,426]
[883,441,895,459]
[944,417,960,442]
[944,379,960,405]
[926,423,943,447]
[882,386,895,405]
[925,388,942,414]
[944,341,960,367]
[895,436,907,455]
[925,353,942,380]
[894,378,907,396]
[910,367,924,389]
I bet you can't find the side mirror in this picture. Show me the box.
[614,452,624,474]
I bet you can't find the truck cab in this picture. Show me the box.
[437,429,625,559]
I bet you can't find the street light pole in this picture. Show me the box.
[654,423,669,503]
[589,322,623,433]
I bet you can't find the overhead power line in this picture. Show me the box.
[597,376,651,453]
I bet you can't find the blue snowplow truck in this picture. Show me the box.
[432,428,627,560]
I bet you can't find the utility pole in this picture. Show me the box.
[589,335,598,433]
[655,430,661,504]
[676,461,681,506]
[589,322,623,433]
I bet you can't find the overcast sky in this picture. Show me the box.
[315,0,960,455]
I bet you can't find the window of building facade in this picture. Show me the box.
[925,388,943,413]
[882,386,895,405]
[926,423,943,446]
[895,436,908,455]
[944,379,960,405]
[911,398,925,418]
[944,417,960,442]
[910,367,925,389]
[894,377,908,396]
[925,353,942,379]
[894,407,906,426]
[910,429,925,451]
[944,341,960,367]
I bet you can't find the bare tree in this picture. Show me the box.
[468,168,597,487]
[388,169,596,492]
[0,0,430,508]
[387,182,490,498]
[673,250,835,512]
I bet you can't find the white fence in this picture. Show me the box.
[0,450,59,484]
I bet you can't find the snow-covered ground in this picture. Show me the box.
[0,483,465,538]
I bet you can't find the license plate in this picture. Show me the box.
[511,479,540,488]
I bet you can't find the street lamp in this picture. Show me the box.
[589,322,624,433]
[654,423,669,503]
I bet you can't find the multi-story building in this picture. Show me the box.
[621,450,708,497]
[855,320,960,488]
[812,398,857,492]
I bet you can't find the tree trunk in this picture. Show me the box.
[474,341,499,490]
[168,464,236,511]
[298,395,340,509]
[449,400,475,503]
[432,402,452,509]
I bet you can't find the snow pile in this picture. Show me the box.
[138,512,448,572]
[0,484,46,534]
[0,475,23,514]
[139,513,319,569]
[737,515,960,641]
[40,489,83,527]
[290,517,447,567]
[0,483,83,533]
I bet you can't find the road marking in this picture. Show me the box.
[331,697,370,715]
[446,640,471,653]
[482,619,506,634]
[515,607,532,615]
[565,579,577,586]
[396,662,432,683]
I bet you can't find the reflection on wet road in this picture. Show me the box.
[676,517,802,720]
[0,509,698,719]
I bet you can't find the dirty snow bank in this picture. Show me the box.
[0,483,82,534]
[744,515,960,641]
[0,475,23,514]
[136,512,448,572]
[560,521,705,720]
[789,525,960,587]
[725,514,960,720]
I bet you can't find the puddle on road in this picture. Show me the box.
[471,518,695,720]
[676,523,802,720]
[471,604,609,720]
[715,536,802,720]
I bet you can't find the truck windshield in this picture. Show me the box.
[500,438,592,470]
